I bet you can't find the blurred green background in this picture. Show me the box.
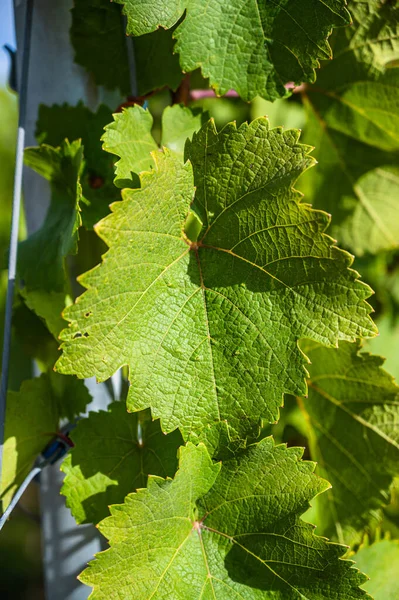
[0,83,44,598]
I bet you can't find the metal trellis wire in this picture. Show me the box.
[0,423,75,531]
[0,0,34,481]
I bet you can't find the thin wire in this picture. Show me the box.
[0,0,34,479]
[0,466,41,531]
[0,423,75,529]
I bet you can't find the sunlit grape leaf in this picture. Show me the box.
[71,0,182,96]
[101,105,157,187]
[299,0,399,255]
[102,103,208,187]
[118,0,351,101]
[299,340,399,545]
[19,140,83,336]
[36,102,118,228]
[0,374,91,512]
[56,118,376,439]
[161,104,209,157]
[80,440,369,599]
[354,539,399,600]
[61,402,182,524]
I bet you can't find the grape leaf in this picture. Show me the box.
[299,0,399,255]
[80,440,369,599]
[102,103,208,187]
[12,300,59,371]
[71,0,131,95]
[48,370,92,421]
[118,0,351,101]
[56,118,376,439]
[71,0,182,96]
[61,402,182,525]
[36,102,118,228]
[102,105,157,188]
[161,104,209,157]
[0,374,91,512]
[354,540,399,600]
[19,139,83,336]
[133,24,183,96]
[299,340,399,544]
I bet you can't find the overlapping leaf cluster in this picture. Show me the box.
[52,105,381,597]
[118,0,351,101]
[3,1,399,598]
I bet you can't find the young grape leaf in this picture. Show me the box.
[102,103,208,187]
[117,0,351,101]
[71,0,182,96]
[80,440,369,599]
[19,140,83,336]
[299,340,399,544]
[161,104,208,157]
[299,0,399,255]
[61,402,182,525]
[56,118,376,439]
[0,373,91,511]
[354,539,399,600]
[102,105,157,188]
[36,102,118,228]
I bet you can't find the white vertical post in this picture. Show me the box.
[13,1,120,597]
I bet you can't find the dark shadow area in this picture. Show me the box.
[70,403,183,525]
